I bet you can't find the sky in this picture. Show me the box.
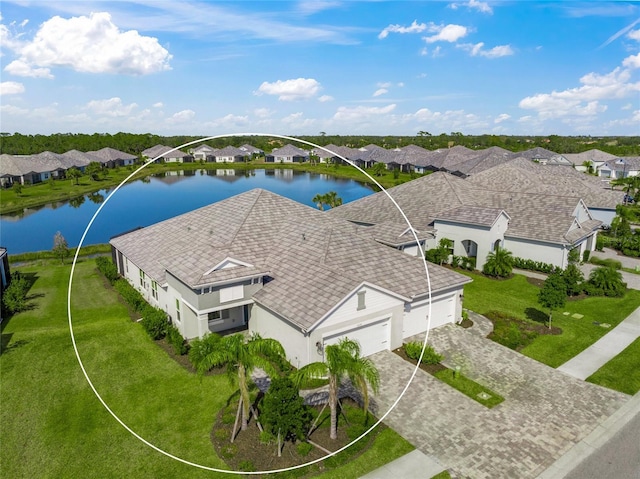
[0,1,639,137]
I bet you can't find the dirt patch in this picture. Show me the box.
[211,399,380,476]
[457,318,474,329]
[525,276,545,287]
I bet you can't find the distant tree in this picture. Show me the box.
[261,376,312,456]
[12,182,22,196]
[483,246,514,278]
[66,167,82,185]
[85,162,103,181]
[371,162,386,177]
[538,271,567,329]
[52,231,69,264]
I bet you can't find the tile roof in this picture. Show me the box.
[434,206,509,227]
[88,147,137,161]
[329,171,600,246]
[600,156,640,172]
[141,145,188,159]
[563,149,617,165]
[111,189,470,331]
[270,144,309,157]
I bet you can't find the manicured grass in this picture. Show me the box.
[430,471,452,479]
[461,271,640,368]
[0,161,421,215]
[8,243,112,265]
[432,368,504,408]
[1,259,413,478]
[586,337,640,395]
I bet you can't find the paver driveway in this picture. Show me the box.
[369,321,629,479]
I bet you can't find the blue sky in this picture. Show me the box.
[1,1,639,136]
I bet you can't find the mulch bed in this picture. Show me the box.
[457,318,474,329]
[210,399,378,477]
[525,276,545,287]
[392,347,447,375]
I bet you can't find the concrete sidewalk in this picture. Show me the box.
[359,449,445,479]
[558,306,640,380]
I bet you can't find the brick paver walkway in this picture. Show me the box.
[370,324,628,479]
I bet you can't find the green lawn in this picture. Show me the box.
[586,337,640,395]
[432,368,504,408]
[1,259,412,478]
[461,271,640,368]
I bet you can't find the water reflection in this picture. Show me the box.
[87,192,105,204]
[68,195,85,208]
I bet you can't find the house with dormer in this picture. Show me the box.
[110,189,470,366]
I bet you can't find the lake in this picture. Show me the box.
[1,169,375,254]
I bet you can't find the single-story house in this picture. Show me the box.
[328,171,602,270]
[563,149,617,173]
[191,144,216,162]
[211,146,247,163]
[110,189,470,366]
[87,147,137,168]
[238,144,264,156]
[265,144,309,163]
[142,145,193,163]
[598,157,640,180]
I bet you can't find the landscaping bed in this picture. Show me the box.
[210,399,384,477]
[484,310,562,351]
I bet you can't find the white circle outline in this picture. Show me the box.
[67,133,434,474]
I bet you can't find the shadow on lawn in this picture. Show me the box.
[0,333,30,356]
[525,307,550,325]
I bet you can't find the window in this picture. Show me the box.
[208,310,229,321]
[139,269,145,287]
[357,291,366,311]
[125,258,129,273]
[152,281,158,300]
[220,285,243,303]
[175,299,181,322]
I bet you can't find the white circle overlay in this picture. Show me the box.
[67,133,434,474]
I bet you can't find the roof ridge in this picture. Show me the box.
[227,189,266,245]
[442,172,466,206]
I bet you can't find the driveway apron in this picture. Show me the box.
[369,324,628,479]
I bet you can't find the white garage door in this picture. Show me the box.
[323,317,390,358]
[403,295,455,339]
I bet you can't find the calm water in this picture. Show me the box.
[1,169,375,254]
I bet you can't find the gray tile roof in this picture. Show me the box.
[329,171,600,246]
[563,149,617,166]
[88,147,137,162]
[0,151,92,177]
[434,206,509,227]
[466,158,623,209]
[601,156,640,172]
[111,189,470,331]
[270,144,309,157]
[212,146,246,158]
[141,145,188,159]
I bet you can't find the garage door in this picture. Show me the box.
[403,295,454,339]
[323,317,390,358]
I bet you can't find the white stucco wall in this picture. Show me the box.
[504,237,566,268]
[402,290,460,339]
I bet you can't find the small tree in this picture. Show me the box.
[371,163,386,177]
[85,161,103,181]
[52,231,69,264]
[312,193,326,211]
[562,264,584,296]
[538,271,567,329]
[2,271,29,314]
[67,167,82,185]
[482,246,514,278]
[261,377,312,457]
[12,182,22,196]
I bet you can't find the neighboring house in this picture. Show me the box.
[328,171,602,270]
[110,189,470,366]
[191,144,216,162]
[598,157,640,180]
[88,147,137,167]
[0,151,93,186]
[465,158,624,227]
[512,147,573,166]
[211,146,247,163]
[141,145,192,163]
[564,149,617,173]
[265,144,309,163]
[238,144,264,156]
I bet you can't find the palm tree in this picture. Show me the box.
[324,191,343,208]
[292,338,379,440]
[588,266,626,297]
[482,246,514,278]
[189,332,285,439]
[312,193,327,211]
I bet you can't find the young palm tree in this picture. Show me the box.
[312,193,327,211]
[292,338,379,440]
[190,332,285,437]
[588,266,626,297]
[482,246,514,277]
[324,191,343,208]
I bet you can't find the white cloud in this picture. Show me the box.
[254,108,273,118]
[379,20,428,39]
[397,82,405,87]
[333,104,396,122]
[0,104,29,115]
[167,109,196,123]
[449,0,493,14]
[423,24,468,43]
[494,113,511,123]
[255,78,321,101]
[519,65,640,119]
[420,47,428,56]
[296,1,341,16]
[458,42,514,58]
[0,81,25,95]
[86,97,139,117]
[629,29,640,41]
[623,52,640,69]
[318,95,334,102]
[373,88,388,97]
[9,12,171,77]
[377,82,392,88]
[4,59,53,79]
[206,113,249,127]
[622,103,633,110]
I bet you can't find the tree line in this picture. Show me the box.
[1,132,638,156]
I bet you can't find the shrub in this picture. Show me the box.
[95,257,119,284]
[140,307,168,340]
[589,257,622,270]
[259,430,274,445]
[587,266,626,297]
[582,250,590,263]
[512,257,556,273]
[404,341,443,364]
[296,441,313,457]
[451,255,461,268]
[113,279,146,312]
[166,324,187,355]
[239,460,256,472]
[2,271,30,314]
